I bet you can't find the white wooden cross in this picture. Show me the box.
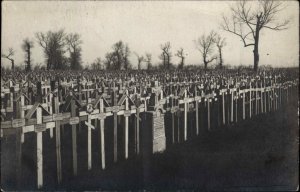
[170,86,180,142]
[14,95,26,143]
[13,94,25,188]
[178,88,194,141]
[124,95,130,159]
[111,87,120,163]
[205,91,216,131]
[239,89,247,120]
[85,98,95,170]
[229,88,236,122]
[36,106,44,189]
[97,97,107,169]
[132,94,144,155]
[194,87,202,136]
[249,83,253,118]
[260,81,265,114]
[140,96,150,112]
[79,95,113,170]
[63,94,81,177]
[219,89,227,125]
[43,90,54,138]
[170,94,178,142]
[53,96,62,183]
[183,89,188,141]
[117,89,145,159]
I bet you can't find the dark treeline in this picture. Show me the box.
[2,29,84,71]
[1,1,291,72]
[35,30,82,70]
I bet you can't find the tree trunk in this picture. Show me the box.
[253,46,259,72]
[253,23,260,72]
[203,55,208,70]
[219,48,223,67]
[27,49,31,71]
[47,59,50,70]
[11,59,15,71]
[204,61,208,70]
[167,55,170,69]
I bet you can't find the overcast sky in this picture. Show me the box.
[1,1,299,69]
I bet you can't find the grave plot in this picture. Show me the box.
[0,70,298,190]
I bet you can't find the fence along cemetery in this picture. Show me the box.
[1,0,299,190]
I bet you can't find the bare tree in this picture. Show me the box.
[134,52,145,70]
[112,41,124,70]
[105,41,131,70]
[36,29,67,70]
[160,42,172,69]
[175,48,186,69]
[221,0,289,71]
[145,53,152,70]
[91,57,102,70]
[22,38,34,71]
[35,31,50,69]
[65,33,83,70]
[1,48,15,71]
[194,31,217,69]
[158,52,166,68]
[213,34,226,68]
[123,44,131,70]
[104,52,114,70]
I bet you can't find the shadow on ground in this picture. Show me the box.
[1,99,298,191]
[56,101,298,191]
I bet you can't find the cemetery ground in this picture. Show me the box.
[1,94,298,191]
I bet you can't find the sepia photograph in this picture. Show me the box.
[1,0,299,191]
